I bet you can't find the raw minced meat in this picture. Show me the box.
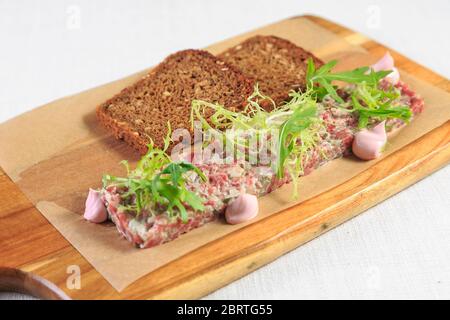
[102,80,424,248]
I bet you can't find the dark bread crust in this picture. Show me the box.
[97,49,254,154]
[218,35,324,108]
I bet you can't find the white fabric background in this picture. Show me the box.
[0,0,449,300]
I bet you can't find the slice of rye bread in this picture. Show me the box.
[218,35,324,108]
[97,49,254,154]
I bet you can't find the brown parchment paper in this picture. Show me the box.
[0,17,449,292]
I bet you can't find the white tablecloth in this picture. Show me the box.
[1,0,449,300]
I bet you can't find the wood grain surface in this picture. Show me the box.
[0,15,449,300]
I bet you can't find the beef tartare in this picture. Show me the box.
[86,54,425,249]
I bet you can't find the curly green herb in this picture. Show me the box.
[306,58,412,128]
[191,86,323,196]
[103,126,206,222]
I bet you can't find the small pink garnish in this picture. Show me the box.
[83,188,108,223]
[371,52,400,84]
[225,193,259,225]
[352,121,387,160]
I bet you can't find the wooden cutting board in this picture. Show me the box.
[0,15,449,300]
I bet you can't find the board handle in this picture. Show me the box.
[0,267,69,300]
